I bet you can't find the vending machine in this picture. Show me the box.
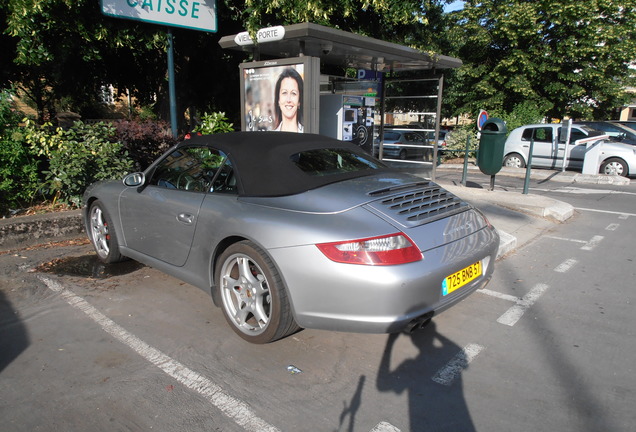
[319,94,376,155]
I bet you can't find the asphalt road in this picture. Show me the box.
[1,169,635,432]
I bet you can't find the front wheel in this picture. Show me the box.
[88,200,125,263]
[216,241,299,343]
[600,157,628,177]
[503,153,526,168]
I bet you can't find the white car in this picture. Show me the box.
[502,123,636,177]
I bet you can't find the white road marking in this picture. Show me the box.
[605,223,619,231]
[39,276,280,432]
[554,258,578,273]
[497,284,549,327]
[545,235,587,244]
[432,343,485,386]
[477,288,519,303]
[581,235,604,251]
[531,187,636,196]
[370,422,402,432]
[575,207,636,218]
[545,234,604,250]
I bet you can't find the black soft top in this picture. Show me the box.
[178,132,391,197]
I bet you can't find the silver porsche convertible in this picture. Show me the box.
[83,132,499,343]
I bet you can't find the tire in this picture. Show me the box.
[503,153,526,168]
[399,149,407,160]
[88,200,125,264]
[600,157,628,177]
[216,241,299,343]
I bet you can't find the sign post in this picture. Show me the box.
[101,0,217,138]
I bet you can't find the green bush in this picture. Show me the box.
[0,129,41,214]
[0,89,41,215]
[443,127,479,159]
[25,120,133,207]
[194,112,234,134]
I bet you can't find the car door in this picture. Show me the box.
[559,126,589,169]
[523,126,556,168]
[119,146,227,267]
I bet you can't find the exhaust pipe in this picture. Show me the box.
[403,312,433,334]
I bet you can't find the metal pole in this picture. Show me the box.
[378,73,387,160]
[432,74,444,181]
[523,137,535,194]
[167,28,178,139]
[461,136,470,186]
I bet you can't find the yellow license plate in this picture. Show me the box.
[442,261,482,296]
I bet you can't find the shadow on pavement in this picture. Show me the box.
[0,289,29,372]
[376,322,475,432]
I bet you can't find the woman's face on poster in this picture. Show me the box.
[278,77,300,121]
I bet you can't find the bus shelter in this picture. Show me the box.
[219,22,462,179]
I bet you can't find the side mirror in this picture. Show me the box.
[123,172,145,187]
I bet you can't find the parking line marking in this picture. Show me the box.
[370,422,402,432]
[554,258,577,273]
[477,288,519,303]
[545,235,587,244]
[546,234,604,251]
[432,343,484,386]
[39,276,280,432]
[575,207,636,218]
[581,235,604,251]
[497,284,549,327]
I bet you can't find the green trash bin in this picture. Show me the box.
[477,118,508,176]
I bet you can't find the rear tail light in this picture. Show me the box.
[316,233,422,266]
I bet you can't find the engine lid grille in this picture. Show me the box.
[367,182,470,226]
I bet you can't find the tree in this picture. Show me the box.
[3,0,169,122]
[2,0,245,128]
[444,0,636,121]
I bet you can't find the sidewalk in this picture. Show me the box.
[433,163,629,258]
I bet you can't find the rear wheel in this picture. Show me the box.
[216,241,299,343]
[88,200,125,263]
[600,157,628,177]
[503,153,526,168]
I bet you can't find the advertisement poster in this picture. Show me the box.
[242,63,305,133]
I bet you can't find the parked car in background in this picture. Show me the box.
[84,132,500,343]
[502,123,636,177]
[424,129,451,154]
[375,130,432,160]
[574,121,636,146]
[613,121,636,131]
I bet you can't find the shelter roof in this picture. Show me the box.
[219,22,462,72]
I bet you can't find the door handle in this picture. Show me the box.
[177,213,194,225]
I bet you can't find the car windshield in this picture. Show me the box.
[291,148,385,176]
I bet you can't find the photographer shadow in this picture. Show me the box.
[376,321,475,432]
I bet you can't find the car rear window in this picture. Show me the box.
[291,148,385,176]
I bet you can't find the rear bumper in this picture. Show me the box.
[269,226,499,333]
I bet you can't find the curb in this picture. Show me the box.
[0,209,84,252]
[440,183,575,223]
[495,230,517,259]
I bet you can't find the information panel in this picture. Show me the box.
[239,57,320,134]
